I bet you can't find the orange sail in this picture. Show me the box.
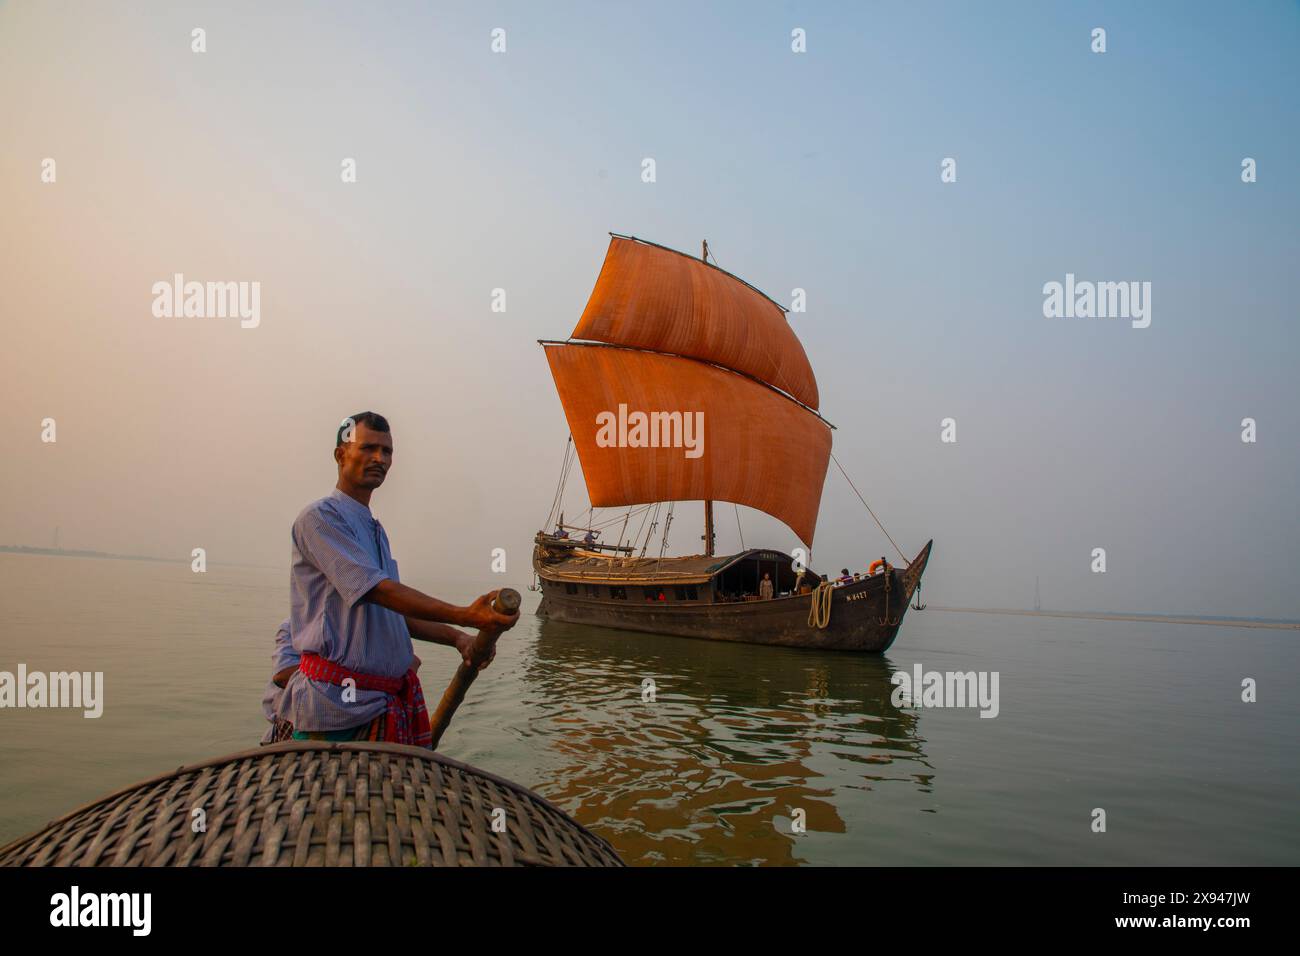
[544,343,831,546]
[572,236,820,410]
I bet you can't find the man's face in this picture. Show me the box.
[335,423,394,490]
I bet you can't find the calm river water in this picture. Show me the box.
[1,553,1296,865]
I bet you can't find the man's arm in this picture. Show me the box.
[366,579,518,632]
[271,619,298,687]
[406,619,465,646]
[295,507,516,631]
[405,618,497,671]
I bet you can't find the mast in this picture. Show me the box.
[701,238,716,557]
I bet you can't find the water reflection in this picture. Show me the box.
[523,619,931,865]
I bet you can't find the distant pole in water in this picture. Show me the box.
[701,238,716,558]
[1034,576,1041,612]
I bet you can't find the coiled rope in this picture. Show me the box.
[807,581,835,629]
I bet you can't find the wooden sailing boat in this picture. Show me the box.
[533,234,932,652]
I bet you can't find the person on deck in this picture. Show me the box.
[759,573,774,600]
[583,530,597,546]
[273,411,518,748]
[838,568,854,585]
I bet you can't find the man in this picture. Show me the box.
[582,529,597,546]
[275,411,517,747]
[261,619,298,744]
[759,572,774,600]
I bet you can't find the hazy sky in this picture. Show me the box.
[2,1,1297,617]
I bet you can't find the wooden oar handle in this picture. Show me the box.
[427,588,520,749]
[459,588,521,664]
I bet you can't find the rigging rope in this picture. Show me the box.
[589,504,653,531]
[830,452,909,564]
[630,502,652,556]
[733,503,745,550]
[543,437,574,531]
[615,505,632,552]
[807,581,834,629]
[656,503,675,564]
[640,502,662,557]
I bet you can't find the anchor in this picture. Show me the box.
[911,580,927,611]
[877,566,900,626]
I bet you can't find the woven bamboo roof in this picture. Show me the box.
[0,741,623,867]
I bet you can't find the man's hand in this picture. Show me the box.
[370,580,520,632]
[463,590,520,632]
[454,632,496,671]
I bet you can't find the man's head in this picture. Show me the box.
[334,411,393,492]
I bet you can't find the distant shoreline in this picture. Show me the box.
[0,546,278,571]
[0,545,182,564]
[929,606,1300,630]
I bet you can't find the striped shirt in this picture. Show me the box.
[275,488,413,732]
[260,618,297,744]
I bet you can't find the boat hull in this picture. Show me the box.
[536,541,932,652]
